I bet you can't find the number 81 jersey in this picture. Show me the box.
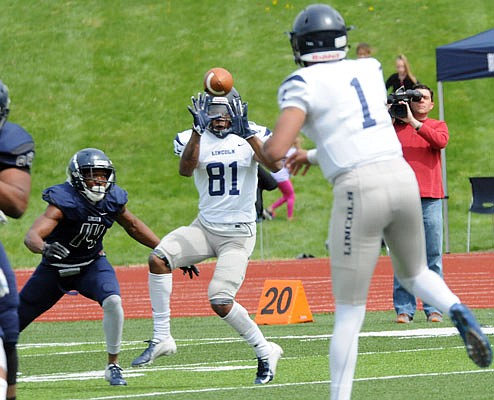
[174,125,270,224]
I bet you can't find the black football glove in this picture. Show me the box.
[43,242,70,261]
[187,93,219,135]
[179,265,200,279]
[231,98,255,140]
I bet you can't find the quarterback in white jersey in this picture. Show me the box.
[261,4,491,400]
[280,57,402,183]
[133,90,284,385]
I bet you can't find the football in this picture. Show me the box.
[203,67,234,96]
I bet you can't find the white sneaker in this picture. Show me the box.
[131,337,177,367]
[255,342,283,384]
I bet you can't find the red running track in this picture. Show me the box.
[15,253,494,322]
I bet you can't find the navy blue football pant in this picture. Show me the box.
[18,255,121,331]
[0,243,19,344]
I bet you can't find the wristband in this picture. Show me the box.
[307,149,319,165]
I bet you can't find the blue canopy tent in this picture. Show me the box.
[436,28,494,252]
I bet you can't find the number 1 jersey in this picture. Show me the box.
[278,57,402,183]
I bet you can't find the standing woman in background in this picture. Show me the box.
[386,54,419,93]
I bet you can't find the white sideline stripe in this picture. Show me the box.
[66,370,494,400]
[18,326,494,351]
[18,361,257,383]
[20,365,255,383]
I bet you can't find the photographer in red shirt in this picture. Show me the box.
[392,83,449,324]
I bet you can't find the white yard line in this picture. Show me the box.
[65,370,494,400]
[18,328,494,397]
[18,326,494,351]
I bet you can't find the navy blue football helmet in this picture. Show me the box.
[67,148,116,202]
[0,80,10,129]
[290,4,349,66]
[226,87,240,103]
[206,87,241,139]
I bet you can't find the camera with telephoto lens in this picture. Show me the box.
[387,88,423,119]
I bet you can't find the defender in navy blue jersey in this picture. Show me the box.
[0,79,35,400]
[19,148,160,386]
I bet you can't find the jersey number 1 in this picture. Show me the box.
[350,78,377,129]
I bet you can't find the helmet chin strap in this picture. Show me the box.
[210,128,231,139]
[83,185,106,202]
[209,120,232,138]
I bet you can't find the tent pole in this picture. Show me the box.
[438,81,450,253]
[438,81,445,120]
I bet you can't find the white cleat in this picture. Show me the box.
[255,342,283,384]
[131,337,177,367]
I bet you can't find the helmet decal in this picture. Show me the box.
[290,4,349,66]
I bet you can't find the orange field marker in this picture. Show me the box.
[254,280,313,325]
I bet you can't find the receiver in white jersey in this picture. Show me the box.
[278,57,402,182]
[174,122,271,224]
[133,108,284,384]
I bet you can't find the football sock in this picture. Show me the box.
[0,338,5,371]
[399,268,460,313]
[149,272,172,341]
[222,302,271,358]
[330,304,366,400]
[102,295,124,355]
[0,380,6,400]
[0,338,6,399]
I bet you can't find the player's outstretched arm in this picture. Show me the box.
[180,93,213,177]
[229,99,281,172]
[179,131,201,177]
[248,135,282,173]
[264,107,305,163]
[116,207,160,249]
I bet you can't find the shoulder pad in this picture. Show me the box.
[42,183,79,209]
[104,185,128,212]
[0,122,35,170]
[174,129,192,157]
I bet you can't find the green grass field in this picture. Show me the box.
[18,310,494,399]
[3,2,494,399]
[1,0,494,270]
